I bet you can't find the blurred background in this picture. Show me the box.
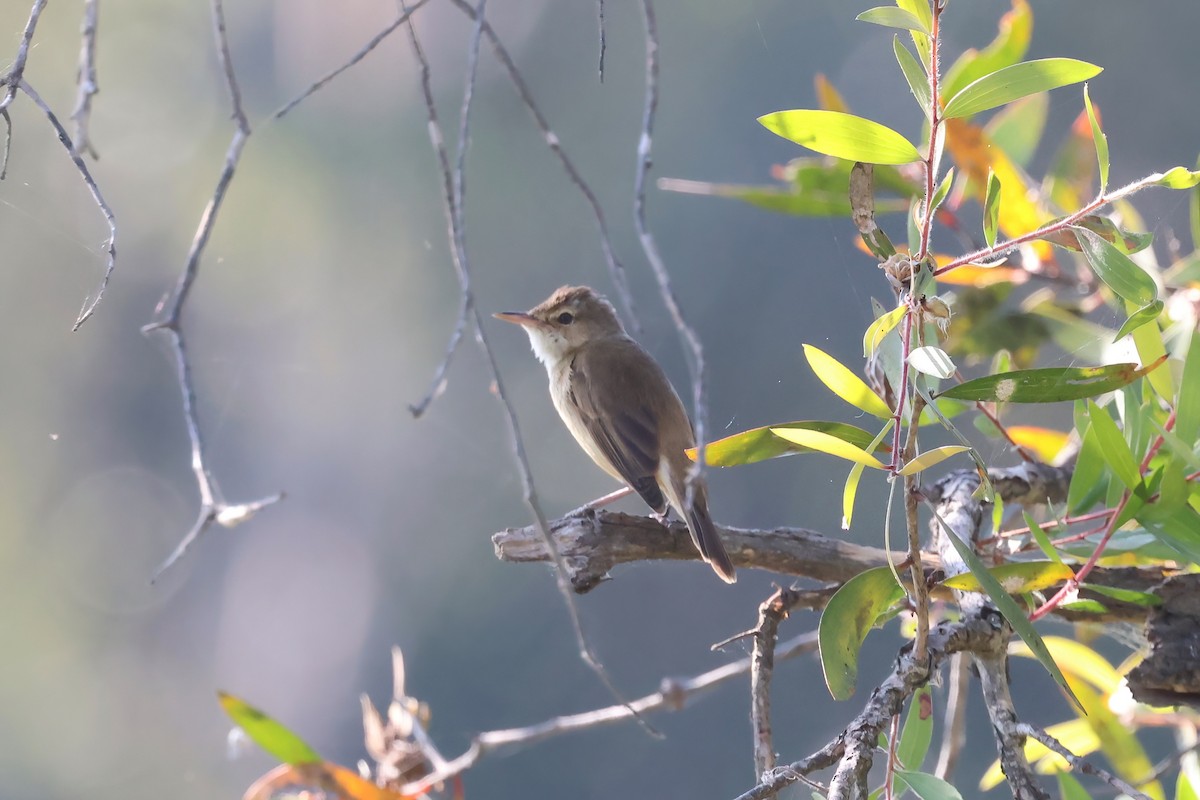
[0,1,1196,797]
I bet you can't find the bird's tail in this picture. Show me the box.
[686,490,736,584]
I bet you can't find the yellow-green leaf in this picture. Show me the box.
[218,692,322,766]
[759,110,922,165]
[804,344,893,418]
[942,561,1074,595]
[771,428,887,470]
[942,58,1103,120]
[937,361,1163,403]
[1083,84,1108,192]
[856,6,928,33]
[863,304,907,357]
[687,420,882,466]
[897,445,970,476]
[983,170,1001,248]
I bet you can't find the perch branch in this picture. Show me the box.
[70,0,100,159]
[144,0,283,580]
[750,588,804,779]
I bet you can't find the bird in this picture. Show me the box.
[495,285,736,583]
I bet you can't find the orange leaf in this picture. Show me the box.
[1007,425,1070,462]
[944,117,1054,265]
[244,762,419,800]
[814,73,849,113]
[937,264,1027,287]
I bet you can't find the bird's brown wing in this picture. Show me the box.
[567,342,668,514]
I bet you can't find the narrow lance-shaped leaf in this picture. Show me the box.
[942,58,1103,120]
[1073,226,1157,306]
[818,567,905,700]
[896,686,934,770]
[218,692,323,766]
[894,36,931,118]
[1085,400,1143,492]
[937,359,1165,403]
[803,343,893,418]
[843,421,894,529]
[686,420,881,467]
[897,445,970,476]
[856,6,928,33]
[941,561,1074,594]
[1023,511,1064,565]
[894,770,964,800]
[772,428,887,470]
[1150,166,1200,189]
[936,517,1081,709]
[864,304,907,356]
[1083,84,1108,192]
[983,170,1001,248]
[759,110,922,165]
[1113,300,1163,342]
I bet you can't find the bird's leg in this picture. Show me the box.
[651,508,672,526]
[566,485,634,517]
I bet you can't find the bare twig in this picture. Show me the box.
[401,0,649,731]
[0,0,46,111]
[903,395,930,664]
[634,0,709,507]
[270,0,433,122]
[933,652,968,781]
[443,0,639,332]
[18,80,115,330]
[144,0,283,580]
[0,107,10,178]
[396,630,820,797]
[751,588,803,779]
[735,616,1001,800]
[1018,723,1155,800]
[597,0,606,81]
[71,0,100,159]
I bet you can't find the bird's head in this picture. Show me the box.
[494,285,625,367]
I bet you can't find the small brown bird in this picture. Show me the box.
[495,285,736,583]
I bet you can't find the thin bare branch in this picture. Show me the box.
[397,630,820,797]
[1018,723,1155,800]
[0,107,11,178]
[401,0,650,733]
[444,0,639,332]
[751,588,804,779]
[70,0,100,159]
[144,0,282,581]
[0,0,46,111]
[17,80,115,330]
[735,617,1000,800]
[634,0,709,506]
[933,652,968,781]
[597,0,606,81]
[271,0,432,121]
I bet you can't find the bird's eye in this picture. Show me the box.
[557,312,575,325]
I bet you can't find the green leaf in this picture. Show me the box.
[1083,84,1108,192]
[942,59,1103,120]
[941,561,1074,594]
[908,345,956,379]
[803,344,893,418]
[819,567,905,699]
[217,692,323,766]
[1067,420,1108,514]
[896,686,934,770]
[856,6,928,32]
[771,428,887,470]
[843,422,895,529]
[1113,300,1163,341]
[987,93,1047,168]
[1150,166,1200,189]
[894,0,932,71]
[864,304,907,357]
[1024,511,1064,565]
[983,170,1001,248]
[759,110,922,165]
[1175,332,1200,446]
[894,770,964,800]
[1143,508,1200,566]
[897,445,970,476]
[1057,770,1094,800]
[938,361,1162,403]
[940,0,1032,102]
[1073,226,1158,306]
[1085,401,1143,493]
[927,167,954,221]
[686,420,881,467]
[1037,215,1153,254]
[937,521,1080,708]
[1081,584,1161,607]
[894,37,931,117]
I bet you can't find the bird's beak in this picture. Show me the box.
[493,311,541,328]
